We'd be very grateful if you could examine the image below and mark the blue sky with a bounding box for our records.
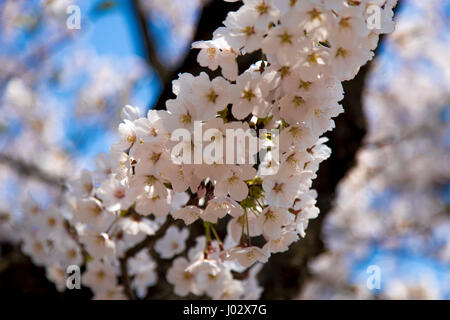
[50,0,165,165]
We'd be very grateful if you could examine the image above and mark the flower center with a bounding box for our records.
[114,189,125,199]
[273,183,284,193]
[336,47,348,58]
[206,89,218,103]
[308,8,322,22]
[206,47,216,58]
[292,96,305,106]
[256,2,269,15]
[289,126,303,138]
[150,152,161,164]
[96,270,106,280]
[181,113,192,125]
[280,66,291,78]
[242,25,255,36]
[339,17,351,28]
[307,53,320,64]
[47,217,56,227]
[278,32,293,45]
[242,89,256,102]
[299,80,312,90]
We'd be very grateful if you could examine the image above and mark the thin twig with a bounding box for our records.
[130,0,171,82]
[0,153,66,189]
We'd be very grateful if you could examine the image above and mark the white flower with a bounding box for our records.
[279,94,316,125]
[262,230,298,253]
[56,238,83,266]
[193,40,222,71]
[214,166,256,201]
[128,251,157,298]
[292,191,320,238]
[36,205,64,234]
[202,197,244,223]
[74,197,105,226]
[131,140,171,177]
[261,13,303,62]
[244,0,280,30]
[172,206,202,225]
[227,246,269,268]
[80,232,116,259]
[231,71,269,120]
[82,259,118,291]
[279,124,315,152]
[189,258,232,297]
[214,279,244,300]
[304,137,332,174]
[223,7,264,53]
[155,226,189,259]
[164,164,199,193]
[167,257,199,296]
[190,72,233,119]
[280,149,313,174]
[197,268,233,297]
[331,36,374,81]
[46,264,66,292]
[192,37,238,81]
[134,192,171,217]
[262,168,313,208]
[113,119,138,151]
[240,263,264,299]
[128,174,168,200]
[96,175,132,213]
[93,286,127,300]
[21,235,50,266]
[256,206,294,238]
[118,215,158,236]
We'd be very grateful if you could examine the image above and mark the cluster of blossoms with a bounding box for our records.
[16,0,398,299]
[299,0,450,300]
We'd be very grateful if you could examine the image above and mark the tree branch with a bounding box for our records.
[0,153,66,190]
[151,0,242,111]
[130,0,171,84]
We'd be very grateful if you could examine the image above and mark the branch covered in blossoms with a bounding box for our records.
[18,0,398,299]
